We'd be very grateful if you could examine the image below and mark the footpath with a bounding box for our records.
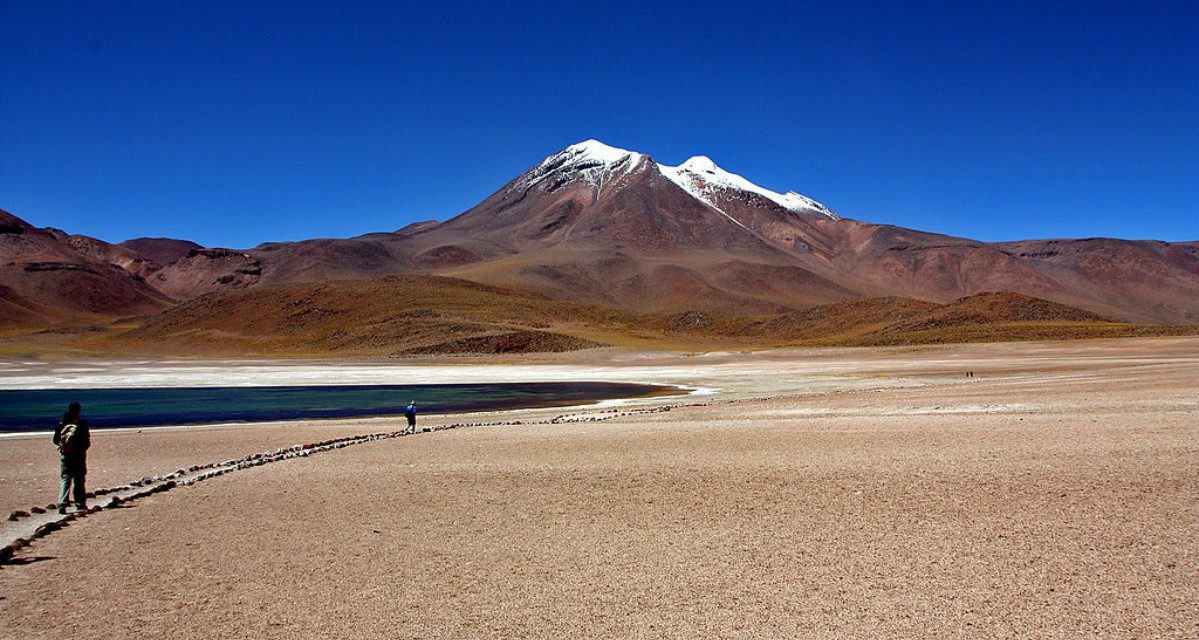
[1,405,676,563]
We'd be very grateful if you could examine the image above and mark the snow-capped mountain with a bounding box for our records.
[523,139,838,223]
[5,140,1198,325]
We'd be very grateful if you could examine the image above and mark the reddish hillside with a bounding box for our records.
[738,296,941,341]
[991,238,1199,324]
[0,210,172,326]
[119,237,203,266]
[881,290,1106,331]
[148,248,263,299]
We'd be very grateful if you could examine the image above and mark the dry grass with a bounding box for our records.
[0,278,1193,358]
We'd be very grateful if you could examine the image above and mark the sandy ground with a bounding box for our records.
[1,337,1196,639]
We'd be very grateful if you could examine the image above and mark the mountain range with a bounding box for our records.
[2,140,1197,344]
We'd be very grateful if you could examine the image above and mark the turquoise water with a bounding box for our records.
[0,382,674,432]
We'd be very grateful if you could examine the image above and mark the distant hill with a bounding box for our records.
[0,209,172,326]
[11,278,1192,358]
[667,291,1195,348]
[118,237,203,267]
[840,291,1186,346]
[99,275,642,356]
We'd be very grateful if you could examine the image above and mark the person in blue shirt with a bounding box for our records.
[404,401,417,434]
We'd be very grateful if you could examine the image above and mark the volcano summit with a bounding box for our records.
[2,140,1198,330]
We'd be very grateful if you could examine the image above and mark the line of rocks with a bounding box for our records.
[1,402,703,564]
[0,427,440,563]
[549,405,674,423]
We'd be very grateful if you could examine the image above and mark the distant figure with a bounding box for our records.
[53,401,91,514]
[404,401,417,434]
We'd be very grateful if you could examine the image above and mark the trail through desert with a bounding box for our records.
[1,338,1196,639]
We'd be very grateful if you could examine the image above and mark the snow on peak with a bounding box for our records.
[562,139,639,164]
[678,155,720,174]
[524,139,647,191]
[522,139,837,220]
[659,155,838,220]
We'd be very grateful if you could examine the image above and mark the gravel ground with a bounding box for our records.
[1,338,1196,639]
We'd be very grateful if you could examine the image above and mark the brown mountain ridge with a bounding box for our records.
[1,140,1196,352]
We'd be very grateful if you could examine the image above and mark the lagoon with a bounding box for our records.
[0,382,675,432]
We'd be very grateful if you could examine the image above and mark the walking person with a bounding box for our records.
[53,402,91,514]
[404,400,417,434]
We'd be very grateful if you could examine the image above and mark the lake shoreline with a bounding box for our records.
[0,381,687,433]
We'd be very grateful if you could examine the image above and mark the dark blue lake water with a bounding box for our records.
[0,382,675,432]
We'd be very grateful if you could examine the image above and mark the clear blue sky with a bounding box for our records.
[2,1,1196,247]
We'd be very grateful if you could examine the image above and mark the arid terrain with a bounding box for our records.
[1,337,1196,638]
[2,274,1194,359]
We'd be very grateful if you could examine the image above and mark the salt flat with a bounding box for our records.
[1,337,1196,639]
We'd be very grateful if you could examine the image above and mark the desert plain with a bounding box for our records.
[0,337,1196,639]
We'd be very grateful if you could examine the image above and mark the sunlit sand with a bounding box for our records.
[1,337,1195,638]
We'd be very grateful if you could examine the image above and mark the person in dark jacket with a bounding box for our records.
[52,401,91,514]
[404,401,417,434]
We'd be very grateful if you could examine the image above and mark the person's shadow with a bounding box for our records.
[3,555,56,566]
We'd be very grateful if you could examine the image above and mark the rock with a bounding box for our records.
[33,521,61,537]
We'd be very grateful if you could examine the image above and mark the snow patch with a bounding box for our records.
[659,156,838,220]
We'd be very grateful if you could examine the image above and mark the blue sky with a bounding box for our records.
[2,1,1196,247]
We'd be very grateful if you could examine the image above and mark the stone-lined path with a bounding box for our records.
[1,404,678,563]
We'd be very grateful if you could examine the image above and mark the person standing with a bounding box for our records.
[404,400,417,434]
[53,401,91,514]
